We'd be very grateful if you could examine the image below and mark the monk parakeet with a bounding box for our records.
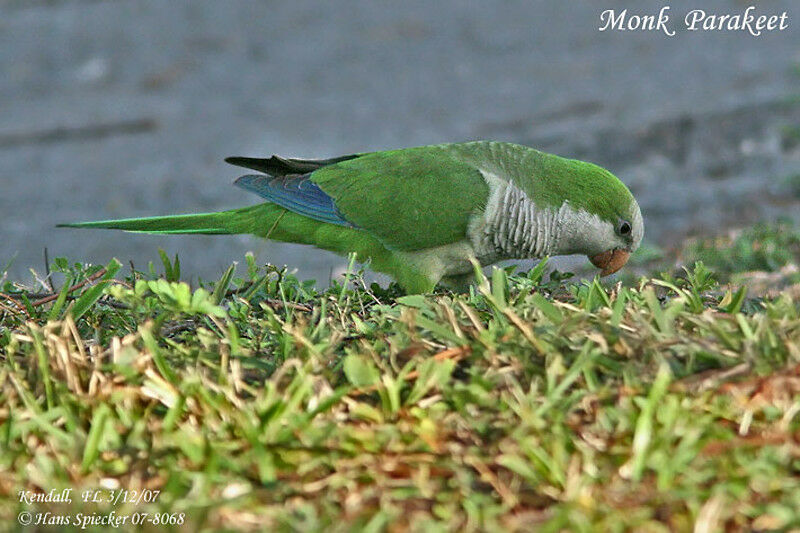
[60,141,643,293]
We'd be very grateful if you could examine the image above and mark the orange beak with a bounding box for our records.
[589,249,631,276]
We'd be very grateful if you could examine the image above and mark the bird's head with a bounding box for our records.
[532,153,643,276]
[583,197,643,276]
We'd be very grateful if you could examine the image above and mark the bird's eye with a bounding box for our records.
[618,221,632,236]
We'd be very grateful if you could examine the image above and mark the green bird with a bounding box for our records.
[60,141,643,293]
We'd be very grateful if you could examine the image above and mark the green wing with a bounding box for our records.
[309,144,490,251]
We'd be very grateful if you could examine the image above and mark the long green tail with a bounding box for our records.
[57,205,268,235]
[59,202,387,266]
[59,203,436,292]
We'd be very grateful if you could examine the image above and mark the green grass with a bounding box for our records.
[1,222,800,532]
[680,219,800,279]
[784,173,800,198]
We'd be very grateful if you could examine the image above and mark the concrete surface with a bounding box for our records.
[2,0,799,285]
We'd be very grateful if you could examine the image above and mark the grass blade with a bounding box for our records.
[70,259,122,320]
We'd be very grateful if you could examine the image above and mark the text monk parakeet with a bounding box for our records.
[60,141,643,293]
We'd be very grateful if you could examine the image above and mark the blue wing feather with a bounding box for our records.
[234,174,354,227]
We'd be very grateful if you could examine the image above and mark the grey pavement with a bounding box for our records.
[2,0,799,285]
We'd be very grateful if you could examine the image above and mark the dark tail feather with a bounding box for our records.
[224,153,360,176]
